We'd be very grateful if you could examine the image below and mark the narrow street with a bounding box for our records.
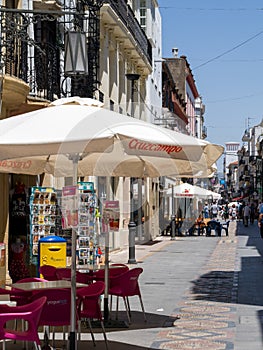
[6,219,263,350]
[106,219,263,350]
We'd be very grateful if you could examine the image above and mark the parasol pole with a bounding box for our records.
[104,222,110,321]
[69,153,79,350]
[171,184,176,240]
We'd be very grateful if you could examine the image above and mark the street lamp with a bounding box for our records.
[126,73,140,118]
[64,31,89,98]
[64,31,88,76]
[64,30,89,350]
[126,73,140,264]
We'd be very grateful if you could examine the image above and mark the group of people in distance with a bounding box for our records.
[202,200,263,238]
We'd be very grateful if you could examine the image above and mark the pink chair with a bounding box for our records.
[56,267,71,281]
[92,264,129,285]
[31,288,71,348]
[77,281,107,349]
[76,271,90,284]
[56,268,90,284]
[108,267,146,324]
[0,296,47,350]
[39,265,58,281]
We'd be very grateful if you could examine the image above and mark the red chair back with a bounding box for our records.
[77,282,108,348]
[39,265,58,281]
[76,271,90,284]
[93,264,129,282]
[56,268,71,281]
[109,264,129,278]
[77,281,105,320]
[31,288,71,327]
[56,268,91,284]
[109,267,143,297]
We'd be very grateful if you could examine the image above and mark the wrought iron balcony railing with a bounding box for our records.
[0,1,101,101]
[103,0,152,65]
[0,1,152,103]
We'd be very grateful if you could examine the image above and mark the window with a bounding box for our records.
[140,0,147,30]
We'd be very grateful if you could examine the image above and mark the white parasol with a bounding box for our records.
[0,97,224,349]
[165,183,213,199]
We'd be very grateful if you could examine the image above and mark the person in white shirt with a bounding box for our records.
[211,202,219,218]
[243,203,251,227]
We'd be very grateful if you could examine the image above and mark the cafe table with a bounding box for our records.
[77,263,127,271]
[9,280,88,350]
[10,280,88,291]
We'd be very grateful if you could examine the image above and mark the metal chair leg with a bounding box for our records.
[139,295,147,322]
[123,297,131,324]
[86,318,96,347]
[100,321,108,350]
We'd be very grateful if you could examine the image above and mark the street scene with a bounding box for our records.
[4,219,263,350]
[0,1,262,350]
[90,219,263,350]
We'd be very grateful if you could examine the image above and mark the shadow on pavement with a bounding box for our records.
[78,340,151,350]
[6,311,177,350]
[187,220,263,348]
[92,311,178,333]
[190,270,235,303]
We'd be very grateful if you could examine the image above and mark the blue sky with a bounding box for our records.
[158,0,263,171]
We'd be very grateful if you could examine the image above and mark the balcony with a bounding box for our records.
[0,1,152,112]
[102,0,152,68]
[0,6,65,104]
[0,2,110,110]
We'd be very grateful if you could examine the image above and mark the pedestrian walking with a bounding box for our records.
[203,203,209,219]
[243,203,251,227]
[211,201,219,218]
[229,204,237,220]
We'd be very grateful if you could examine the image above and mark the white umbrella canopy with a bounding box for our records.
[0,97,224,348]
[0,97,223,178]
[165,183,212,199]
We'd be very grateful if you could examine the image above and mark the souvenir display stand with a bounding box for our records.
[77,182,99,266]
[61,182,101,268]
[29,186,61,272]
[29,183,101,274]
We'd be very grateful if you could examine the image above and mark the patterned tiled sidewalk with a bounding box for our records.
[153,221,238,350]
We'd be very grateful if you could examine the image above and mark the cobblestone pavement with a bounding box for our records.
[7,219,263,350]
[151,221,239,350]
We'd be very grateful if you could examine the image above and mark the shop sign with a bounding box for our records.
[61,186,78,229]
[102,201,120,232]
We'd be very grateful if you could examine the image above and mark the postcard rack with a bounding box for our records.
[29,186,61,266]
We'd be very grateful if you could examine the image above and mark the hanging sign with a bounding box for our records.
[102,201,120,232]
[61,185,78,229]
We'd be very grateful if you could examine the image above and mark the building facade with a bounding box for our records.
[0,0,160,276]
